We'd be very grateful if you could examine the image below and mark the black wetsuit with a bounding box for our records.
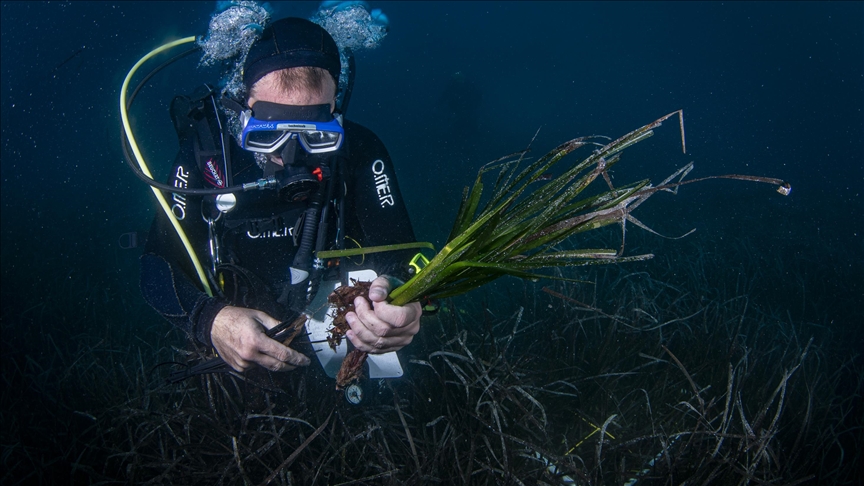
[140,105,416,348]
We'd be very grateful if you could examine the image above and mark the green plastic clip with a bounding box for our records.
[409,253,430,275]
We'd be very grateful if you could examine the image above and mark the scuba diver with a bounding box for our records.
[138,16,422,377]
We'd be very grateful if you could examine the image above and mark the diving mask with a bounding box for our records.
[240,102,344,154]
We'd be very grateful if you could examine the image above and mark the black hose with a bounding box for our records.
[294,190,324,271]
[121,45,251,196]
[306,158,339,305]
[126,46,200,111]
[279,176,331,313]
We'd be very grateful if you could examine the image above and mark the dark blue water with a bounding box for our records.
[2,1,860,277]
[2,1,861,483]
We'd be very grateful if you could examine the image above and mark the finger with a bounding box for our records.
[256,335,311,367]
[346,326,410,353]
[253,352,298,372]
[345,311,413,353]
[370,300,422,329]
[224,353,252,372]
[252,310,281,331]
[352,296,391,337]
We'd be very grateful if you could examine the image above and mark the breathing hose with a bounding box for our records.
[120,36,214,296]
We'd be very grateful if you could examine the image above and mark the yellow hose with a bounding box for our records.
[120,36,213,296]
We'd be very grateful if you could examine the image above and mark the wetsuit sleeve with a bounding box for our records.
[139,144,226,347]
[343,122,417,281]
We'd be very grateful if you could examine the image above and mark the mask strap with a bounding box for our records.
[220,94,247,115]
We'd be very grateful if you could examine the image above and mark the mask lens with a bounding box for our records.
[241,111,343,154]
[245,130,290,151]
[300,131,342,152]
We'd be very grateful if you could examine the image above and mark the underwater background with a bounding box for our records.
[1,1,862,484]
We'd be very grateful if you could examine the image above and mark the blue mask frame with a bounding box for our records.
[239,102,345,154]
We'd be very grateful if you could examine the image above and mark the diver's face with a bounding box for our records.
[247,71,337,166]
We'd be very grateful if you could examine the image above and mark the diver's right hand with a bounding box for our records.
[210,306,311,372]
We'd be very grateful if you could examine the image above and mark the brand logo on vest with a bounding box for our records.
[245,216,294,240]
[246,226,293,239]
[204,158,225,188]
[171,165,190,220]
[371,159,394,207]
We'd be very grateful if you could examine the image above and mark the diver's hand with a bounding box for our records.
[210,306,310,372]
[345,276,422,354]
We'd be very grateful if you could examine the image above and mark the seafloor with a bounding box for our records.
[2,227,861,485]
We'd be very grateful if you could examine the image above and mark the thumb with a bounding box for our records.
[368,275,405,302]
[367,276,390,302]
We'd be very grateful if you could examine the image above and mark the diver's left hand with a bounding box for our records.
[345,276,422,354]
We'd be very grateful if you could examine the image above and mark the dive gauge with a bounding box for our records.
[344,384,363,405]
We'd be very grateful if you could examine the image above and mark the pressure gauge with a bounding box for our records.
[345,384,363,405]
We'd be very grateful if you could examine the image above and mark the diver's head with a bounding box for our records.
[243,17,341,107]
[238,18,344,201]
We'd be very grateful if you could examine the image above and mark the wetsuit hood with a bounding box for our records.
[243,17,341,91]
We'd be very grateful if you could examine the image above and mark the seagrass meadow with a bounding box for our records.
[2,1,862,484]
[2,225,862,484]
